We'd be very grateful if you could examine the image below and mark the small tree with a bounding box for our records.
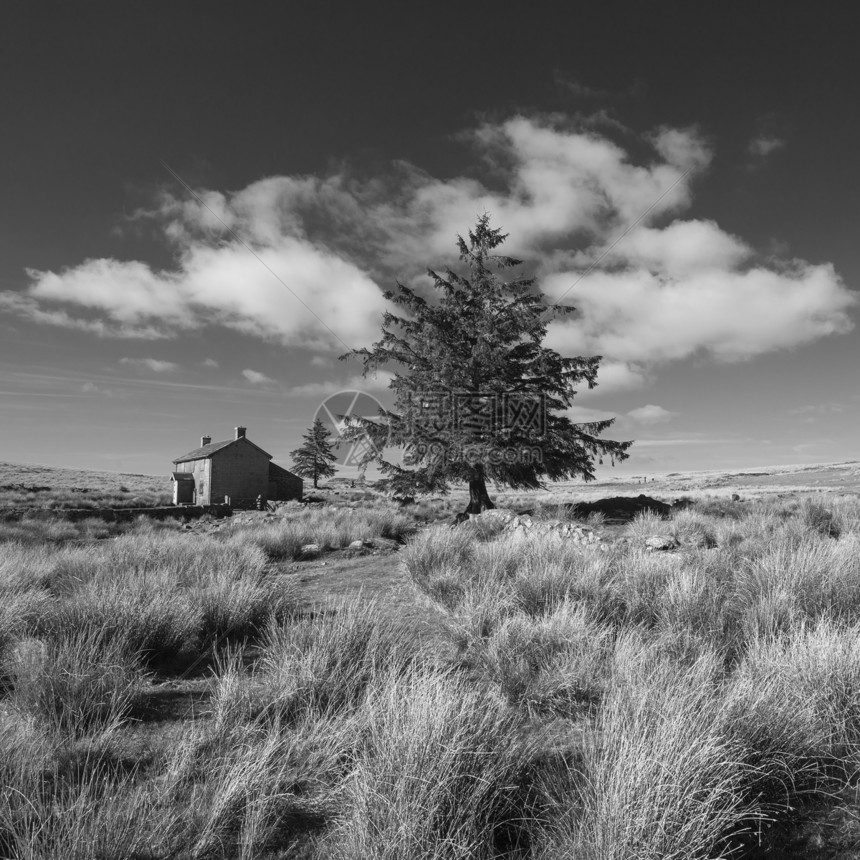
[290,418,337,489]
[343,215,632,514]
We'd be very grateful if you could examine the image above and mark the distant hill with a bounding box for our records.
[1,458,858,513]
[0,461,170,510]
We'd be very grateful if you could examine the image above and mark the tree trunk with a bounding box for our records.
[313,466,319,489]
[464,466,495,515]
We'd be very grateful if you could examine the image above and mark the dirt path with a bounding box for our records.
[277,546,456,655]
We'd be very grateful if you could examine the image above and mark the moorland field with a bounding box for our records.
[2,459,860,858]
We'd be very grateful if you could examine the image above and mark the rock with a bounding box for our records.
[731,493,741,501]
[469,508,518,525]
[501,515,601,546]
[299,543,321,557]
[644,535,678,552]
[459,509,605,546]
[514,515,535,530]
[347,539,373,551]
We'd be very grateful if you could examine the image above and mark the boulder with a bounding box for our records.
[347,539,374,551]
[644,535,678,552]
[504,516,600,544]
[464,509,603,545]
[299,543,321,557]
[469,508,518,525]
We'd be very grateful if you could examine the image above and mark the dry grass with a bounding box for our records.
[7,624,143,737]
[0,461,170,512]
[542,642,755,860]
[402,493,860,856]
[229,505,417,560]
[0,513,182,546]
[3,487,860,857]
[0,530,296,675]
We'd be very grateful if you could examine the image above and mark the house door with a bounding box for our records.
[173,477,195,505]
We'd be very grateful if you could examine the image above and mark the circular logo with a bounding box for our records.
[314,390,390,468]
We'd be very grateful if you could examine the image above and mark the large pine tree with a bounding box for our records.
[344,215,631,514]
[290,418,337,489]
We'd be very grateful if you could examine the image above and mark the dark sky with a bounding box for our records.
[4,4,856,264]
[1,3,858,475]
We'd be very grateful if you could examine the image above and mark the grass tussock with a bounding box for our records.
[256,599,426,721]
[0,512,184,546]
[1,530,296,672]
[325,672,541,860]
[544,642,754,860]
[229,505,417,560]
[7,624,143,737]
[4,491,860,857]
[402,494,860,855]
[0,461,171,512]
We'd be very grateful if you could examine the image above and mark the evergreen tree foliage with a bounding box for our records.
[290,418,338,489]
[344,215,632,513]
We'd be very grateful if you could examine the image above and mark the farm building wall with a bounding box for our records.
[187,458,212,505]
[268,467,303,501]
[208,439,271,505]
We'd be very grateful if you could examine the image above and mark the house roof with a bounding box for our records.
[269,462,302,481]
[173,436,273,464]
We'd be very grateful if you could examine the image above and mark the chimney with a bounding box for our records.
[201,435,212,447]
[235,426,246,439]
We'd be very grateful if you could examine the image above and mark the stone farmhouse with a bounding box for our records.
[171,426,303,507]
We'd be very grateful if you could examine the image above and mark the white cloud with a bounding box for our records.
[80,382,116,396]
[607,220,750,277]
[627,404,676,424]
[634,437,745,447]
[286,370,395,397]
[552,359,650,395]
[0,113,852,384]
[0,292,168,339]
[748,136,785,157]
[544,262,854,371]
[120,357,178,372]
[32,260,192,326]
[651,126,711,172]
[201,358,219,368]
[381,118,710,263]
[565,405,617,424]
[789,402,845,416]
[15,239,387,351]
[554,72,610,99]
[242,369,277,386]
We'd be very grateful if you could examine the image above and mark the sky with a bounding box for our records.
[1,2,858,479]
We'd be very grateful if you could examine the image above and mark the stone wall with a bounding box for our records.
[5,503,232,523]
